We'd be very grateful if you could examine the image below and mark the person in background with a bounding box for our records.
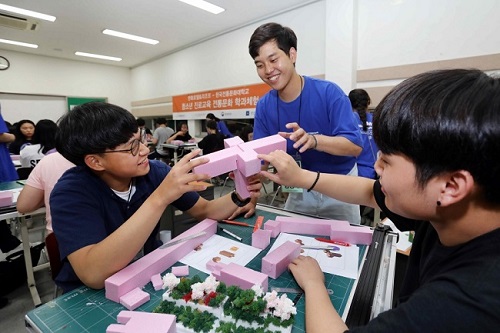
[167,122,192,143]
[198,120,226,186]
[136,118,152,143]
[248,22,362,224]
[148,117,174,161]
[206,113,233,138]
[17,152,75,234]
[198,120,225,155]
[9,119,35,155]
[258,69,500,332]
[0,105,17,182]
[20,119,58,168]
[238,125,254,142]
[50,102,261,292]
[349,89,378,179]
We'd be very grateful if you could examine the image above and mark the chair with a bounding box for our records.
[16,167,34,180]
[45,232,62,298]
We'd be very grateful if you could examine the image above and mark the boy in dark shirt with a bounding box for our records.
[258,69,500,332]
[51,102,260,292]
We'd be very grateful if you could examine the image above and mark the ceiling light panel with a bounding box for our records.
[102,29,159,45]
[75,52,122,62]
[0,38,38,48]
[0,4,56,22]
[178,0,225,15]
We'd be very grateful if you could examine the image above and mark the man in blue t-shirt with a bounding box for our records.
[51,102,261,292]
[248,22,362,224]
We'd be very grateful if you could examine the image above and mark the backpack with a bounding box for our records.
[0,242,45,296]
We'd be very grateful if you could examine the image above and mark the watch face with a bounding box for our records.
[0,56,10,70]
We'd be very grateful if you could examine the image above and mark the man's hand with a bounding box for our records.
[279,122,317,153]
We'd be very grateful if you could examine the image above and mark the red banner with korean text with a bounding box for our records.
[172,83,271,119]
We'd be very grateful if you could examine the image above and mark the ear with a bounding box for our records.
[438,170,474,206]
[289,47,297,65]
[84,154,106,172]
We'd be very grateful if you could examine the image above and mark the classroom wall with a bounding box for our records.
[130,1,325,101]
[2,0,500,122]
[0,49,131,122]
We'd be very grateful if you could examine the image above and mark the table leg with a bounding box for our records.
[19,216,42,306]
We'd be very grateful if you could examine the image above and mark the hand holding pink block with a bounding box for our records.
[261,241,301,279]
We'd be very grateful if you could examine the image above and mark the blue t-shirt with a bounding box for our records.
[253,76,362,175]
[217,120,233,138]
[0,113,18,182]
[354,112,378,179]
[50,160,199,292]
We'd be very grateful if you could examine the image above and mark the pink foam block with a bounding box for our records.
[275,216,333,235]
[0,191,14,207]
[235,149,260,177]
[224,136,244,148]
[261,241,301,279]
[211,262,268,292]
[252,229,272,249]
[119,287,150,310]
[263,220,281,238]
[106,310,176,333]
[233,169,250,199]
[239,134,286,155]
[192,147,239,177]
[151,274,163,291]
[171,265,189,277]
[105,219,217,303]
[329,220,373,245]
[206,261,227,275]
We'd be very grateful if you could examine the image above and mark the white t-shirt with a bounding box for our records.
[20,144,45,167]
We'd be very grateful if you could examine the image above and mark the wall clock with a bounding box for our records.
[0,56,10,70]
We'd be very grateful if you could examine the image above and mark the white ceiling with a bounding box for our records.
[0,0,319,68]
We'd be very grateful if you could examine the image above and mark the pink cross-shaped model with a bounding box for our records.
[192,134,287,198]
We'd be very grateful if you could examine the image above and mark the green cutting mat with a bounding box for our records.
[26,209,367,332]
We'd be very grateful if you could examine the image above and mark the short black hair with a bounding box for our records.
[136,118,146,126]
[206,120,217,131]
[155,117,167,125]
[374,69,500,204]
[56,102,138,166]
[249,22,297,59]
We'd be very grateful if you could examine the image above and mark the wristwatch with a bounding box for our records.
[231,190,251,207]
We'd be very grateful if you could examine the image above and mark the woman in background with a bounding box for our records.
[198,120,225,155]
[206,113,233,138]
[20,119,58,167]
[349,89,378,179]
[9,119,35,155]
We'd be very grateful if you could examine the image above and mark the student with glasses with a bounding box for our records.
[50,102,261,293]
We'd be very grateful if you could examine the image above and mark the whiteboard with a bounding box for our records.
[0,93,66,124]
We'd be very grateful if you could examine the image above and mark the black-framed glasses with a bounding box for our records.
[101,139,142,157]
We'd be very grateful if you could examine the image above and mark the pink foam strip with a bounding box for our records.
[119,287,150,311]
[252,229,272,249]
[192,147,239,177]
[0,191,13,207]
[206,261,227,275]
[329,223,374,245]
[106,310,176,333]
[150,274,163,291]
[263,220,281,238]
[171,265,189,277]
[261,241,301,279]
[239,134,286,154]
[224,136,244,148]
[105,219,217,303]
[274,216,332,235]
[213,262,268,292]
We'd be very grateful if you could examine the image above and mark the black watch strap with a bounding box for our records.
[231,191,251,207]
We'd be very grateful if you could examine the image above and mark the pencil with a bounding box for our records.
[220,228,242,241]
